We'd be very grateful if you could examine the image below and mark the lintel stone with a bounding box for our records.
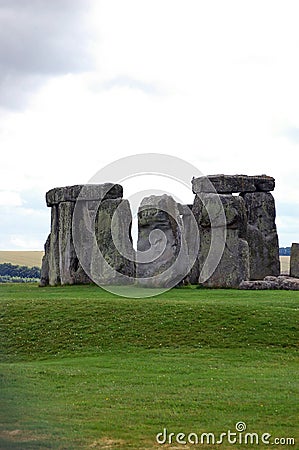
[46,183,123,206]
[192,174,275,194]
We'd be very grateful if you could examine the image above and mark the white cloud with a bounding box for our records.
[0,191,23,206]
[0,0,299,248]
[9,236,44,251]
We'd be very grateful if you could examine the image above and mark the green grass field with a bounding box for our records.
[0,284,298,449]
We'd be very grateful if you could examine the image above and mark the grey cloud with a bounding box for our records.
[0,0,95,109]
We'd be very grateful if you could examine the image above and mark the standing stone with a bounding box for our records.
[178,204,199,284]
[58,201,91,285]
[192,193,250,288]
[59,202,75,285]
[71,199,99,284]
[290,243,299,278]
[137,195,191,287]
[241,192,280,279]
[91,198,135,285]
[40,234,50,287]
[48,204,60,286]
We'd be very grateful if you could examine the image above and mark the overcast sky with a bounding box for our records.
[0,0,298,249]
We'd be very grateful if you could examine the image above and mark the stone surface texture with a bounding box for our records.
[242,192,280,279]
[192,193,250,288]
[239,275,299,290]
[137,195,189,287]
[46,183,123,206]
[192,174,275,194]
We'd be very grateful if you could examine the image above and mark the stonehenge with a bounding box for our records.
[41,174,281,288]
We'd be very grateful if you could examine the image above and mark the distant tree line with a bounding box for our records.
[279,247,291,256]
[0,263,40,283]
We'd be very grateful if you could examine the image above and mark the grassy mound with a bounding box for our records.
[0,284,298,449]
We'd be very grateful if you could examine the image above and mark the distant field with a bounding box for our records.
[0,252,291,275]
[280,256,290,274]
[0,251,44,267]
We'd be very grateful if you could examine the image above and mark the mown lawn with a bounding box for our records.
[0,284,298,449]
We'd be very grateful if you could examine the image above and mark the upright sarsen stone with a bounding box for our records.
[136,195,190,287]
[192,193,250,288]
[58,201,91,285]
[48,204,60,286]
[178,203,199,284]
[241,192,280,279]
[91,198,135,284]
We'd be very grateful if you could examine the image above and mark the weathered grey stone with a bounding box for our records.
[241,192,280,279]
[41,184,133,286]
[48,205,60,286]
[71,200,98,284]
[239,280,278,290]
[192,193,249,288]
[137,195,189,287]
[58,201,90,285]
[192,175,255,194]
[39,234,50,287]
[253,176,275,192]
[200,230,250,288]
[177,204,199,285]
[290,243,299,278]
[46,183,123,206]
[192,174,275,194]
[195,194,247,237]
[239,275,299,290]
[91,198,135,284]
[264,275,279,283]
[278,276,299,290]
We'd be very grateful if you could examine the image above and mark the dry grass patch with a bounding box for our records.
[89,437,126,448]
[0,429,49,443]
[280,256,290,274]
[0,251,43,267]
